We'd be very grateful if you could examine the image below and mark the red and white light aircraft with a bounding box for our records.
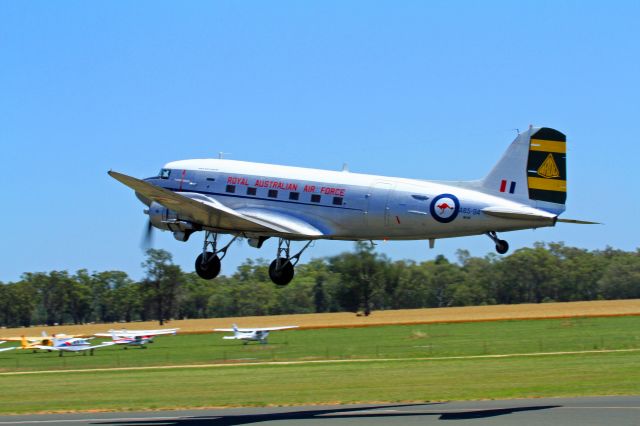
[94,328,179,349]
[110,126,595,285]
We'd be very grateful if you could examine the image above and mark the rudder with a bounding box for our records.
[481,126,567,215]
[526,128,566,206]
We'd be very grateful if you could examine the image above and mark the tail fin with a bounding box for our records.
[481,126,567,214]
[232,324,239,335]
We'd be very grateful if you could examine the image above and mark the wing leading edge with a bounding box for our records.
[108,171,323,237]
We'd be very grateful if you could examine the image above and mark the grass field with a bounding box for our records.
[1,352,639,414]
[2,316,640,372]
[1,316,640,414]
[2,299,639,336]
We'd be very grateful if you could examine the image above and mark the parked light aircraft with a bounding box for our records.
[94,328,179,349]
[214,324,299,344]
[32,336,115,356]
[110,126,595,285]
[0,331,78,352]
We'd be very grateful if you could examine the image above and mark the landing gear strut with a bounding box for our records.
[268,239,312,286]
[487,231,509,254]
[195,232,237,280]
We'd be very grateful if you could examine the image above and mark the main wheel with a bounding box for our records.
[195,252,221,280]
[269,258,295,286]
[495,239,509,254]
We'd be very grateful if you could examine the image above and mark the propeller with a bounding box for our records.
[140,219,154,250]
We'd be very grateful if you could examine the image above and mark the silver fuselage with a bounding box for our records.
[142,159,555,241]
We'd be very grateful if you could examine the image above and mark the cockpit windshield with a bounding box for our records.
[159,169,171,179]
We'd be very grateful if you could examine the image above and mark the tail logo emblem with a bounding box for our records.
[537,153,560,179]
[430,194,460,223]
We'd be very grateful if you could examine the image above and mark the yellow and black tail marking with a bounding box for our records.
[527,128,566,204]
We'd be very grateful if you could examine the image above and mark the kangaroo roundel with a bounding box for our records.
[430,194,460,223]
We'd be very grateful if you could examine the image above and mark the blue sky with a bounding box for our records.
[1,1,638,282]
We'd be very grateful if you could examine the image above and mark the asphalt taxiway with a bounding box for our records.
[0,396,638,425]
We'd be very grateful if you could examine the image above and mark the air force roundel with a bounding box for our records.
[430,193,460,223]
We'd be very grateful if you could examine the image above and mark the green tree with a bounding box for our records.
[598,253,640,299]
[494,244,561,303]
[141,249,183,325]
[328,242,388,315]
[25,272,69,325]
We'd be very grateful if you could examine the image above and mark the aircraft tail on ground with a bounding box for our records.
[481,126,567,215]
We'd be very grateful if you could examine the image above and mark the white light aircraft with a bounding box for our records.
[214,324,299,344]
[94,328,179,349]
[33,336,115,356]
[110,126,595,285]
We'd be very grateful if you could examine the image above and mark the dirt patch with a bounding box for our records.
[1,299,639,337]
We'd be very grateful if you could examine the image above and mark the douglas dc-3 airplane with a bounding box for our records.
[110,126,595,285]
[214,324,299,344]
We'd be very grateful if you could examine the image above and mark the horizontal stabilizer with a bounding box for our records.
[556,218,601,225]
[482,206,556,223]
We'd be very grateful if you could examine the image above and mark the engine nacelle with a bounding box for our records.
[146,202,197,241]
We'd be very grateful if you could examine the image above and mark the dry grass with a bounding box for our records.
[1,299,639,338]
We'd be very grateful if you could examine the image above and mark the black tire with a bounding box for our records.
[269,258,295,286]
[495,239,509,255]
[195,252,221,280]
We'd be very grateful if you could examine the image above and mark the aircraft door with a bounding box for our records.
[366,182,394,228]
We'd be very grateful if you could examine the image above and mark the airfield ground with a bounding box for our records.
[0,301,639,415]
[1,299,639,336]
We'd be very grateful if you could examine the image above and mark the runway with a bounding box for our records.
[0,396,638,425]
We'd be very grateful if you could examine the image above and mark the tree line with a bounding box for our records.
[1,242,638,328]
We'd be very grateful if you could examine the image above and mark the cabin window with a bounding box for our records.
[332,196,343,205]
[159,169,171,179]
[289,192,299,201]
[226,185,236,193]
[206,177,216,182]
[412,194,429,201]
[268,189,278,198]
[311,194,321,203]
[247,187,257,196]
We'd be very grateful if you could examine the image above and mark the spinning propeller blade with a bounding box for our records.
[140,219,154,250]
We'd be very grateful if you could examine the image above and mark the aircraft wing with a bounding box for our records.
[0,347,16,352]
[40,342,116,352]
[32,345,60,351]
[1,337,36,342]
[108,171,324,237]
[95,328,179,338]
[214,326,298,332]
[84,342,117,350]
